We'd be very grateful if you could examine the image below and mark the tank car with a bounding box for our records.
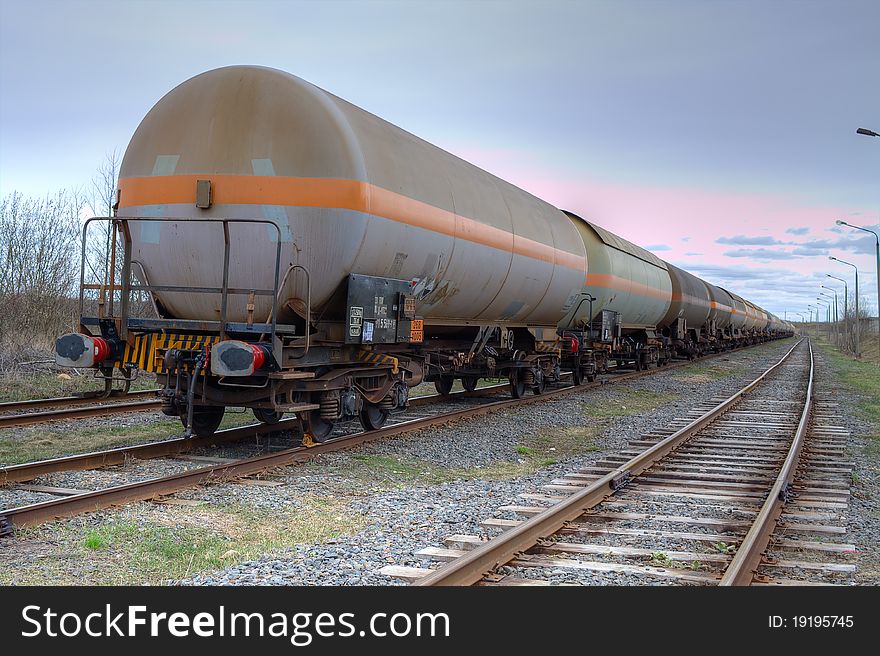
[657,263,712,358]
[55,65,792,438]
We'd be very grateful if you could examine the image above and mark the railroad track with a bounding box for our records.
[0,390,162,429]
[0,340,785,537]
[380,338,857,586]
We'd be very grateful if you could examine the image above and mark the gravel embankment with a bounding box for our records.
[809,348,878,585]
[180,339,800,585]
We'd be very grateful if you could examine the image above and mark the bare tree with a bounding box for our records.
[84,149,120,285]
[0,190,84,367]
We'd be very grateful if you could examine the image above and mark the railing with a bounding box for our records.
[79,216,290,348]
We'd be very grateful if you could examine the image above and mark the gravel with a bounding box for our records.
[808,347,878,585]
[180,339,801,585]
[14,337,867,587]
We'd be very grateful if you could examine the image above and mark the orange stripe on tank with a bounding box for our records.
[585,273,671,302]
[671,293,711,306]
[118,175,586,271]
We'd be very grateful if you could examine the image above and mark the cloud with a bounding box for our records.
[792,246,828,256]
[723,248,800,260]
[716,234,785,246]
[680,237,691,243]
[683,251,703,256]
[785,227,809,236]
[796,234,877,255]
[670,261,837,314]
[645,243,672,251]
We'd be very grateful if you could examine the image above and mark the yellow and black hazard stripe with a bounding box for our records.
[122,333,222,374]
[356,348,399,374]
[535,339,562,355]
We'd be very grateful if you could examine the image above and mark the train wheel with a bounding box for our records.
[301,411,334,443]
[253,408,283,425]
[508,371,526,399]
[186,406,225,437]
[359,403,389,431]
[461,376,479,392]
[434,377,454,396]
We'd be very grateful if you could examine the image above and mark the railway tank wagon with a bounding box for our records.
[657,263,712,358]
[561,213,673,371]
[54,65,794,438]
[705,283,736,348]
[58,65,595,437]
[114,65,589,328]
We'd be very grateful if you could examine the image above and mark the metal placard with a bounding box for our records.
[345,274,418,345]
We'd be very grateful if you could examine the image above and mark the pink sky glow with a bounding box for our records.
[447,145,879,318]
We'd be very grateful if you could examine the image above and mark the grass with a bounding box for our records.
[0,406,262,466]
[0,369,158,403]
[325,387,680,490]
[582,389,678,420]
[815,339,880,456]
[650,551,672,567]
[670,360,744,383]
[83,530,108,550]
[341,423,604,489]
[3,497,364,585]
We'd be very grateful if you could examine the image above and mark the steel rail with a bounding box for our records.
[719,340,814,586]
[0,340,787,530]
[0,344,759,487]
[1,393,570,528]
[0,399,163,429]
[0,385,508,485]
[0,389,160,413]
[413,338,804,586]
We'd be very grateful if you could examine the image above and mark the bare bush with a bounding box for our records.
[0,190,83,368]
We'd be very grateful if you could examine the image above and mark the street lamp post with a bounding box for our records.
[819,292,835,340]
[830,256,860,358]
[827,273,849,351]
[837,218,880,360]
[817,300,830,340]
[808,304,818,339]
[820,286,839,344]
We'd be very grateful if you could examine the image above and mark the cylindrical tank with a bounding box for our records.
[563,213,672,328]
[117,66,588,326]
[723,289,748,331]
[741,299,758,331]
[659,263,711,331]
[706,283,734,330]
[755,306,770,331]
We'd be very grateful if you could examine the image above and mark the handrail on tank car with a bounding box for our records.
[79,216,284,350]
[270,264,311,358]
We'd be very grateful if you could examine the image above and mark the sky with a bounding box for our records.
[1,0,878,319]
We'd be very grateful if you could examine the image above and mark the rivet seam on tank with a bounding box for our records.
[252,159,293,243]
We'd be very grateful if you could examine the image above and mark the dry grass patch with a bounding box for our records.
[0,370,157,403]
[2,496,364,585]
[581,389,678,420]
[0,406,260,466]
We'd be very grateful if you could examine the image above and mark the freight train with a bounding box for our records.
[55,66,794,438]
